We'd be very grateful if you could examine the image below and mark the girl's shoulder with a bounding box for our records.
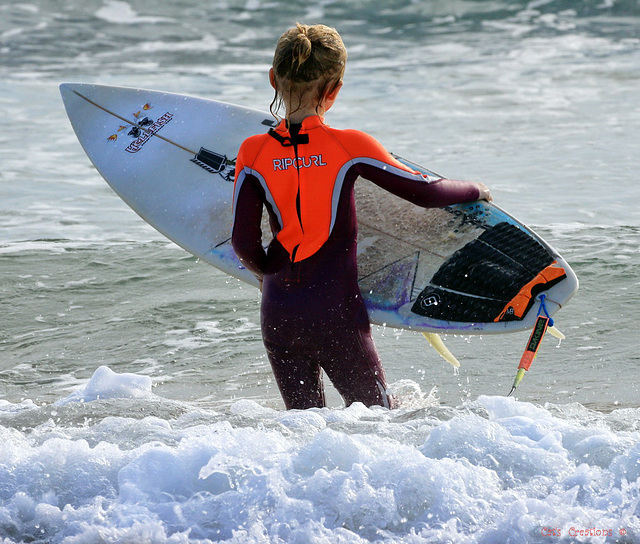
[237,132,271,164]
[327,125,389,156]
[240,131,269,150]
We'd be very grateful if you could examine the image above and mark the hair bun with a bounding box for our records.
[291,23,312,72]
[272,23,346,87]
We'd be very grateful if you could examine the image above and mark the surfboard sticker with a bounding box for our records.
[60,83,578,334]
[190,148,236,180]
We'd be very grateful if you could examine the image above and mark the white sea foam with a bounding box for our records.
[56,365,153,405]
[0,367,639,543]
[163,318,260,353]
[95,0,174,25]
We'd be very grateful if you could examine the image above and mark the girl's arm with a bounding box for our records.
[358,161,485,207]
[349,131,491,206]
[231,175,267,280]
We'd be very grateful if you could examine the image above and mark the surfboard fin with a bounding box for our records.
[422,332,460,368]
[547,325,565,340]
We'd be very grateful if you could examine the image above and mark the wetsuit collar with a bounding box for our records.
[274,115,326,135]
[269,116,325,147]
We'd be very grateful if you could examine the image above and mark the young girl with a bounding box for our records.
[232,23,491,410]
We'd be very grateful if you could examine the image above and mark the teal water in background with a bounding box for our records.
[1,1,639,542]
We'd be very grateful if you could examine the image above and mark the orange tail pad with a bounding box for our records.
[495,262,566,322]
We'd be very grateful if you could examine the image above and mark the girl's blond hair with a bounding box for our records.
[270,23,347,120]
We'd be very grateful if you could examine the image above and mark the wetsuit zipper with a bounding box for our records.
[291,124,303,267]
[267,124,306,267]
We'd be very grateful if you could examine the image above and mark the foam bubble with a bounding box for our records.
[57,366,153,405]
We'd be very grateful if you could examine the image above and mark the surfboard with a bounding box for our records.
[59,83,578,335]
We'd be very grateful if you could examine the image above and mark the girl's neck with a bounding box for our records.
[281,84,327,125]
[285,104,324,125]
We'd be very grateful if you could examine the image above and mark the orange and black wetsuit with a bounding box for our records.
[232,116,480,410]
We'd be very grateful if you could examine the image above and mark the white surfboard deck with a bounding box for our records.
[60,83,578,334]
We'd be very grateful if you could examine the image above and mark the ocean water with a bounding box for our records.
[1,0,639,542]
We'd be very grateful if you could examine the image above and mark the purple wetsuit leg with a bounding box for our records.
[260,240,394,410]
[261,332,326,410]
[262,314,391,410]
[262,317,392,410]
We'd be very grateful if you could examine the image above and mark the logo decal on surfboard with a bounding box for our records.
[190,148,236,181]
[125,112,173,153]
[106,102,173,154]
[103,100,235,180]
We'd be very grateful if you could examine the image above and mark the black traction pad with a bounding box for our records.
[411,222,556,323]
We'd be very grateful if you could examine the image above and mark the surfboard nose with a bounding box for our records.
[59,82,79,97]
[59,83,83,112]
[60,83,98,105]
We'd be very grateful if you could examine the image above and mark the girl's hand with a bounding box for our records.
[477,183,493,202]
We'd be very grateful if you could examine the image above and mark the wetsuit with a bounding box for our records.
[232,115,480,410]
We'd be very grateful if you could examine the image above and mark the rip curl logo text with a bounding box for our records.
[273,155,327,171]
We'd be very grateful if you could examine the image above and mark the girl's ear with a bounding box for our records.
[269,68,277,90]
[326,80,343,101]
[321,80,343,114]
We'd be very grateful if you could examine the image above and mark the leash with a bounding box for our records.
[507,294,553,397]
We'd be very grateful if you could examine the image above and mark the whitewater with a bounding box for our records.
[1,366,639,543]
